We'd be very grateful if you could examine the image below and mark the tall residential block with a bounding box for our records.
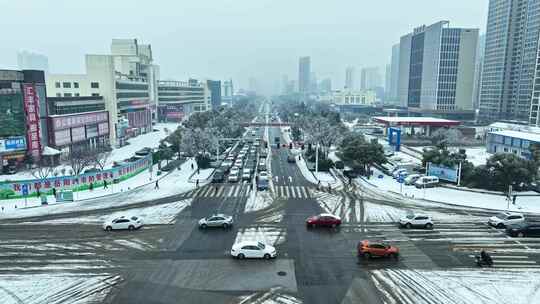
[480,0,540,123]
[345,66,355,90]
[298,56,311,94]
[17,50,49,73]
[388,43,400,104]
[398,21,478,119]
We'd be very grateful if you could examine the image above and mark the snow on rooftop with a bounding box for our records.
[372,116,459,123]
[490,130,540,143]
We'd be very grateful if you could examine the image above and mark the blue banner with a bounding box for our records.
[427,163,458,183]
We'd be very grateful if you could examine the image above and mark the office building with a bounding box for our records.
[157,79,210,122]
[486,130,540,160]
[17,50,49,73]
[207,80,222,109]
[332,90,377,106]
[480,0,540,123]
[473,34,486,110]
[398,21,478,119]
[345,66,355,90]
[320,78,332,93]
[0,70,47,170]
[385,64,391,102]
[360,67,382,91]
[388,43,400,104]
[46,39,158,146]
[222,79,234,105]
[298,56,311,94]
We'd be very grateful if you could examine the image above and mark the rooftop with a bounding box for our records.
[489,130,540,143]
[372,116,461,126]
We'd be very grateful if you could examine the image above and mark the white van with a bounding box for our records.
[414,176,439,189]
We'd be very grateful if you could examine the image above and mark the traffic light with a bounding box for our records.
[276,143,280,149]
[289,143,293,149]
[264,141,268,148]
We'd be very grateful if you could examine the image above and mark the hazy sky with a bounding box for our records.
[0,0,488,94]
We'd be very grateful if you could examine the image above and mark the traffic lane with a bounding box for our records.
[281,197,385,304]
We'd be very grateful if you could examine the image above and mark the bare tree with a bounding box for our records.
[31,157,56,182]
[90,145,112,170]
[69,149,93,176]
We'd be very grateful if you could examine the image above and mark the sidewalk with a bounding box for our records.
[0,158,202,220]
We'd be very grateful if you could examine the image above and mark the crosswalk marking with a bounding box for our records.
[290,187,296,198]
[285,187,290,198]
[185,185,312,199]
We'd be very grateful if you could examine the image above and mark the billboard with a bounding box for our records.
[0,137,27,153]
[22,84,41,158]
[427,163,459,183]
[51,111,108,131]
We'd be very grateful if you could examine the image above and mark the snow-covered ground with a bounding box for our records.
[31,199,192,225]
[370,268,540,304]
[245,190,274,213]
[417,145,493,167]
[238,287,302,304]
[189,168,214,182]
[0,273,121,304]
[0,123,180,181]
[295,154,341,188]
[0,158,202,220]
[359,168,540,213]
[234,227,286,246]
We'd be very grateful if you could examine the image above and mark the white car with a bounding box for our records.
[230,241,277,259]
[258,171,269,180]
[488,212,525,228]
[393,168,408,179]
[399,214,433,229]
[404,174,423,185]
[228,171,240,182]
[103,216,143,231]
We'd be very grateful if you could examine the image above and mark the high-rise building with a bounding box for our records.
[360,67,382,91]
[298,56,311,94]
[157,79,211,122]
[388,43,400,104]
[385,64,391,102]
[206,80,222,109]
[398,21,478,119]
[320,78,332,93]
[473,34,486,111]
[480,0,540,123]
[17,50,49,73]
[345,66,355,90]
[222,79,234,105]
[248,77,258,93]
[310,72,318,93]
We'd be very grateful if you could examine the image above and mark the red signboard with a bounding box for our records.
[51,111,108,131]
[23,84,41,158]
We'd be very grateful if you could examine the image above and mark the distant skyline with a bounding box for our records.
[0,0,488,94]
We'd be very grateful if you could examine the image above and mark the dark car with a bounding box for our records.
[287,154,296,163]
[306,213,342,228]
[343,169,359,179]
[212,170,225,183]
[506,222,540,237]
[334,161,344,169]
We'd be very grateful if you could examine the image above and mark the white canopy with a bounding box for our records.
[42,146,62,156]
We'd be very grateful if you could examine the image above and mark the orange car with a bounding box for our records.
[357,240,399,259]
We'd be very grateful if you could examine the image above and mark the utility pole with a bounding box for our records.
[315,142,319,175]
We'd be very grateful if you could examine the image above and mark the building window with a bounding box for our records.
[64,93,72,97]
[55,82,61,88]
[91,93,100,97]
[63,82,71,88]
[56,93,61,97]
[74,82,79,89]
[75,93,80,97]
[91,82,99,89]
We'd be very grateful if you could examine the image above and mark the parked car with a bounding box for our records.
[392,168,408,179]
[414,176,439,188]
[404,174,423,185]
[343,169,359,179]
[334,161,345,170]
[488,212,525,228]
[357,240,399,259]
[306,213,342,228]
[399,214,433,229]
[103,216,143,231]
[230,241,277,259]
[198,214,233,229]
[506,222,540,237]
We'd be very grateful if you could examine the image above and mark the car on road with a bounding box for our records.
[287,154,296,163]
[306,213,342,228]
[258,161,267,172]
[198,214,233,229]
[506,222,540,237]
[258,171,269,180]
[257,178,269,190]
[357,240,399,260]
[399,213,433,229]
[404,174,423,185]
[242,169,252,181]
[228,171,240,182]
[488,212,525,228]
[212,170,225,183]
[230,241,277,259]
[103,216,143,231]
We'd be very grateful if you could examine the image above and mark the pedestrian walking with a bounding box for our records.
[317,180,321,190]
[103,180,108,189]
[197,168,200,175]
[52,188,57,198]
[155,180,159,189]
[196,179,199,188]
[328,184,332,193]
[89,182,94,191]
[191,163,194,170]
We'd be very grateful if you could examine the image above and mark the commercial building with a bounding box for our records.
[17,50,49,73]
[222,79,234,105]
[480,0,540,123]
[345,66,355,90]
[387,43,400,105]
[157,79,210,122]
[473,34,486,110]
[0,69,47,171]
[298,56,311,94]
[332,90,377,107]
[486,130,540,160]
[360,67,382,90]
[46,39,158,146]
[398,21,478,119]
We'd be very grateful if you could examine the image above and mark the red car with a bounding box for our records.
[306,213,342,228]
[357,240,399,259]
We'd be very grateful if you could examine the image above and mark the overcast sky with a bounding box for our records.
[0,0,488,94]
